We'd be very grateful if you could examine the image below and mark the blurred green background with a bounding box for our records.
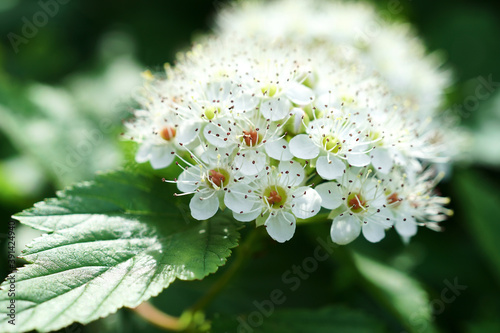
[1,0,500,332]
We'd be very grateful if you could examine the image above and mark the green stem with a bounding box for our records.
[189,227,260,313]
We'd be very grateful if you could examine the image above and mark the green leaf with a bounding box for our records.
[454,170,500,282]
[351,251,438,333]
[0,170,240,332]
[211,306,387,333]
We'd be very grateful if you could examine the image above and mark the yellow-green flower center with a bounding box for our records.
[322,135,341,153]
[261,84,279,97]
[369,131,383,146]
[341,95,355,106]
[204,106,220,120]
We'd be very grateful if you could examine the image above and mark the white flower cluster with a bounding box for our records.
[215,0,452,115]
[125,1,457,245]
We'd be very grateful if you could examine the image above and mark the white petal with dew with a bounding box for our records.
[289,134,319,159]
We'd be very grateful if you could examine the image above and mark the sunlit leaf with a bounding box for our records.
[0,170,240,332]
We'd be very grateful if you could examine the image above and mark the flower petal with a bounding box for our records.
[265,138,293,161]
[285,81,314,105]
[150,145,175,169]
[330,215,361,245]
[232,206,262,222]
[233,93,259,113]
[370,148,393,174]
[200,146,234,165]
[291,187,322,219]
[395,216,418,239]
[362,222,386,243]
[177,165,201,193]
[289,134,319,159]
[234,150,266,176]
[316,155,345,180]
[224,183,258,213]
[260,98,291,121]
[346,152,371,167]
[189,191,219,220]
[203,122,233,148]
[315,182,343,209]
[278,160,305,186]
[374,207,395,227]
[135,143,152,163]
[265,211,296,243]
[177,121,201,146]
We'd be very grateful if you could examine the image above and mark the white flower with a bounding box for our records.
[362,24,451,113]
[316,169,392,245]
[289,113,372,180]
[174,153,244,220]
[172,80,259,145]
[203,111,292,175]
[173,37,316,122]
[125,99,181,169]
[380,167,453,243]
[215,0,450,114]
[123,22,457,246]
[353,109,451,174]
[225,161,322,242]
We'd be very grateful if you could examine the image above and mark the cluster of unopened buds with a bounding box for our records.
[125,0,458,245]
